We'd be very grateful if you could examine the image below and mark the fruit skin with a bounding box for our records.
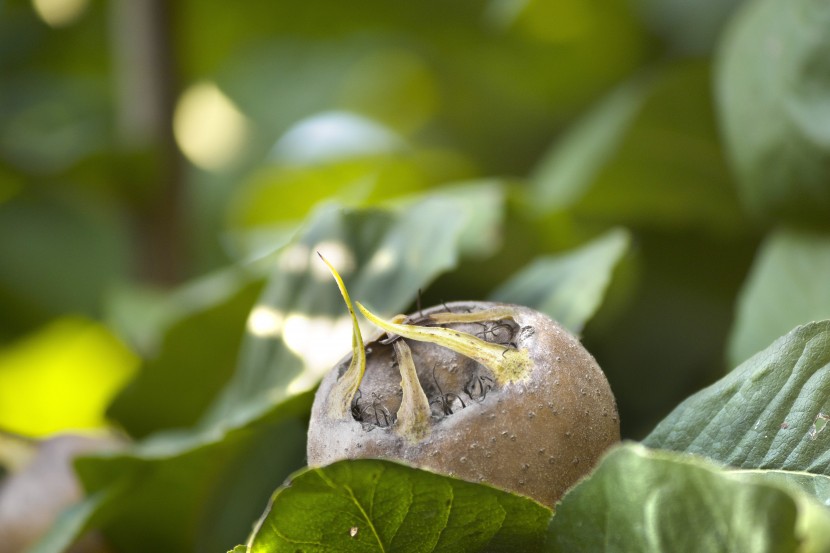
[307,301,619,506]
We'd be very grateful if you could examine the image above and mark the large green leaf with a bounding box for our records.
[728,228,830,367]
[716,0,830,227]
[546,444,830,553]
[645,321,830,475]
[531,61,746,236]
[489,228,630,334]
[247,459,551,553]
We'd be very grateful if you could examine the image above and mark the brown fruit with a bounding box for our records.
[306,296,619,506]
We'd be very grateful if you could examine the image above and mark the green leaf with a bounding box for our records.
[728,228,830,367]
[106,267,265,437]
[26,491,115,553]
[530,76,651,211]
[29,392,313,553]
[489,228,630,334]
[207,190,504,425]
[0,192,129,335]
[249,459,551,553]
[644,321,830,475]
[228,547,247,553]
[546,444,830,553]
[532,61,746,236]
[630,0,745,55]
[716,0,830,227]
[737,470,830,507]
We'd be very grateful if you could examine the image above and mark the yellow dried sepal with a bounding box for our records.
[318,253,366,419]
[357,302,532,384]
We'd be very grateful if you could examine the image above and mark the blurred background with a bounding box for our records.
[4,0,828,550]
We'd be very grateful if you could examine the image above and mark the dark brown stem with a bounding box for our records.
[110,0,184,284]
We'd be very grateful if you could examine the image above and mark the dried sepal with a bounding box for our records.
[318,252,366,419]
[392,340,432,442]
[427,306,518,325]
[356,302,532,384]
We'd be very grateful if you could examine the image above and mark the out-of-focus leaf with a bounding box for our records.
[208,191,504,425]
[490,228,630,334]
[0,75,111,175]
[26,491,114,553]
[728,228,830,367]
[645,321,830,475]
[530,76,650,212]
[739,470,830,507]
[228,547,246,553]
[546,443,830,553]
[631,0,745,55]
[0,318,137,437]
[248,459,551,553]
[0,192,129,336]
[270,111,407,165]
[32,392,311,553]
[533,61,746,237]
[397,180,505,259]
[106,268,265,438]
[43,397,307,553]
[1,435,121,553]
[716,0,830,228]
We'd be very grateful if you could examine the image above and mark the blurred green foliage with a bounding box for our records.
[1,0,830,551]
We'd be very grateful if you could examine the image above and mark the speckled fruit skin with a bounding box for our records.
[307,301,619,506]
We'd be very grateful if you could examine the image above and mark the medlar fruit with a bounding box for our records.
[306,256,619,506]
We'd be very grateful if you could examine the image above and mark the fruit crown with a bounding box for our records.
[318,253,532,441]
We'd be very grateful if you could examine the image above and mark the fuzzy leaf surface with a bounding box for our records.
[645,321,830,475]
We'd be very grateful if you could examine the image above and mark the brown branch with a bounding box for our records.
[110,0,184,285]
